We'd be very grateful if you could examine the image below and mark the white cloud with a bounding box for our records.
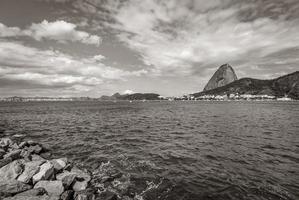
[84,0,299,77]
[0,23,22,37]
[0,20,101,46]
[0,40,146,92]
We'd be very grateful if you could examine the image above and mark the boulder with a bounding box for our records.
[71,167,92,182]
[51,158,67,171]
[40,152,52,159]
[3,194,51,200]
[61,190,74,200]
[0,138,13,148]
[98,190,118,200]
[56,171,76,189]
[31,154,46,161]
[0,179,32,196]
[4,149,22,160]
[17,160,45,183]
[32,161,54,183]
[74,189,95,200]
[0,157,13,168]
[73,179,89,192]
[19,141,28,148]
[34,180,64,196]
[26,144,43,154]
[0,159,24,182]
[14,187,47,196]
[0,148,6,158]
[20,149,32,161]
[71,167,91,191]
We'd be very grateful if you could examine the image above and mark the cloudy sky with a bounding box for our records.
[0,0,299,97]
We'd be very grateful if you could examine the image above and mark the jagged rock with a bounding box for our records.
[3,195,51,200]
[0,159,24,182]
[34,180,64,196]
[61,190,74,200]
[40,152,52,160]
[19,141,28,148]
[32,161,54,183]
[74,189,95,200]
[31,154,46,161]
[26,144,43,154]
[203,63,238,91]
[0,180,32,197]
[14,187,47,196]
[56,171,77,189]
[10,142,20,149]
[51,158,67,171]
[98,190,118,200]
[4,149,22,160]
[71,167,92,182]
[0,157,13,168]
[17,160,45,183]
[73,179,89,192]
[0,138,13,148]
[20,149,32,161]
[0,148,6,158]
[71,167,91,192]
[27,140,38,145]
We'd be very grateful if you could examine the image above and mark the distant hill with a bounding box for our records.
[204,63,238,91]
[99,93,162,100]
[193,71,299,99]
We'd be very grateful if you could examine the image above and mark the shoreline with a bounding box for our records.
[0,137,119,200]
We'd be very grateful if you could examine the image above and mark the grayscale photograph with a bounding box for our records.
[0,0,298,199]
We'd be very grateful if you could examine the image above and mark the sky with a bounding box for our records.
[0,0,299,97]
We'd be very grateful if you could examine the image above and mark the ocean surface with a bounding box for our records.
[0,101,298,200]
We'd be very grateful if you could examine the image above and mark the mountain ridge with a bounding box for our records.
[194,71,299,99]
[203,63,238,91]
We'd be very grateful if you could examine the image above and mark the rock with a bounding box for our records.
[61,190,74,200]
[98,190,118,200]
[40,152,52,159]
[20,149,32,161]
[73,179,89,192]
[32,161,54,183]
[3,194,51,200]
[0,138,13,148]
[27,140,38,145]
[56,171,76,189]
[71,168,91,191]
[203,63,238,91]
[19,141,28,148]
[26,144,43,154]
[14,187,47,196]
[0,159,24,182]
[31,154,46,161]
[0,179,32,196]
[74,189,95,200]
[4,149,22,160]
[51,158,67,171]
[0,157,13,168]
[17,160,45,183]
[71,167,92,182]
[10,142,20,149]
[34,180,64,196]
[0,148,6,158]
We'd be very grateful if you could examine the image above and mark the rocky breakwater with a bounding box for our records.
[0,137,118,200]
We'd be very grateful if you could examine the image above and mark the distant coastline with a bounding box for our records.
[1,66,298,102]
